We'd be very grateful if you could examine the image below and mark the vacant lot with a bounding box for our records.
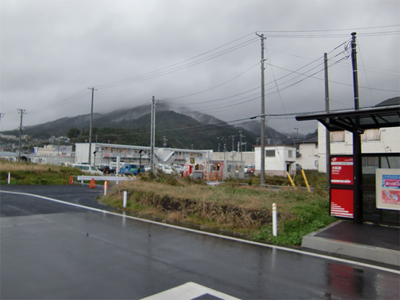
[100,171,335,246]
[1,160,336,246]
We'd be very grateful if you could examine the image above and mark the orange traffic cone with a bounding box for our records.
[69,176,74,185]
[89,178,96,188]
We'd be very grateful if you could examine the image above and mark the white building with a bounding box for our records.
[30,145,75,165]
[296,134,319,170]
[74,143,212,167]
[254,145,297,176]
[211,151,254,165]
[317,123,400,173]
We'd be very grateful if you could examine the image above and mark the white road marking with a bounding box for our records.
[140,282,240,300]
[1,190,399,275]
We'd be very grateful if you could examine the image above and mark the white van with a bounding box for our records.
[73,164,103,175]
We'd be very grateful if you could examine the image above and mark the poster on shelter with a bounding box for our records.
[376,169,400,210]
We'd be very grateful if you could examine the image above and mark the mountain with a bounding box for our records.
[1,104,295,150]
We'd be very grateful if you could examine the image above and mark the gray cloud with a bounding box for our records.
[1,0,399,136]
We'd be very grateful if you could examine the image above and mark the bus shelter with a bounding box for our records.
[296,105,400,225]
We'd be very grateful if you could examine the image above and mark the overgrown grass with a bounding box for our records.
[0,160,82,185]
[1,160,336,246]
[100,174,336,245]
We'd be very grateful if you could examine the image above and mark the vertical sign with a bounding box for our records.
[330,156,354,218]
[331,156,353,185]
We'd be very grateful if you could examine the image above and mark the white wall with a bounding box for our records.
[297,143,318,170]
[211,151,254,165]
[255,145,296,176]
[317,123,400,173]
[75,143,213,166]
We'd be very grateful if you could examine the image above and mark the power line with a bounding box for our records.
[162,62,259,102]
[94,37,258,90]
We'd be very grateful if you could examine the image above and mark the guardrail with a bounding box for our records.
[76,175,135,185]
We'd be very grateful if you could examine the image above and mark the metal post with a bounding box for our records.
[351,32,362,223]
[104,181,108,196]
[150,96,156,173]
[0,113,3,152]
[17,109,26,161]
[88,88,96,165]
[123,191,127,208]
[324,53,331,187]
[272,203,277,236]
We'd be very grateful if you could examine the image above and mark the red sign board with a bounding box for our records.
[331,189,354,218]
[331,156,353,185]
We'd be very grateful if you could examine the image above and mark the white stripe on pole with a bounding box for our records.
[123,191,127,208]
[8,172,11,184]
[272,203,277,236]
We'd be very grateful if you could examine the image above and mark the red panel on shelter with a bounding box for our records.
[331,156,353,185]
[331,189,354,218]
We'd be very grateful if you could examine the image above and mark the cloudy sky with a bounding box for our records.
[1,0,399,136]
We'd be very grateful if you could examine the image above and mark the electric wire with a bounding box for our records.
[161,62,260,102]
[94,37,259,90]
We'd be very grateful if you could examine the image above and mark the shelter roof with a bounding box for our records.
[295,105,400,134]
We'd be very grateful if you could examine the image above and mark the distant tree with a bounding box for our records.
[66,128,80,139]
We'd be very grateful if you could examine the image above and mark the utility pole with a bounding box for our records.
[239,130,245,161]
[150,96,156,172]
[88,87,97,165]
[256,33,266,185]
[163,136,167,148]
[351,32,362,223]
[0,113,4,151]
[294,128,299,142]
[324,53,331,188]
[223,144,226,161]
[17,109,26,161]
[352,33,360,111]
[0,113,4,131]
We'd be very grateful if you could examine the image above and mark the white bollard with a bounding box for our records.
[104,181,107,196]
[8,172,11,184]
[272,203,277,236]
[123,191,127,208]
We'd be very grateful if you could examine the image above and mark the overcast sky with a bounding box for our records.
[1,0,399,136]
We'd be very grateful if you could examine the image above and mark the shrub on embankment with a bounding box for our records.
[100,179,336,246]
[0,160,81,185]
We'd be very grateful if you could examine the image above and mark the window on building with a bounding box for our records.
[361,129,380,141]
[288,150,293,158]
[330,131,345,142]
[362,157,379,167]
[266,150,275,157]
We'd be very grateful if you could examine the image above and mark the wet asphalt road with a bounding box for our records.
[1,185,399,299]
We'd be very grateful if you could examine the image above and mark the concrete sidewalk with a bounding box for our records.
[302,220,400,267]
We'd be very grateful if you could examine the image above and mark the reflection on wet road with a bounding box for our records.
[1,186,399,299]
